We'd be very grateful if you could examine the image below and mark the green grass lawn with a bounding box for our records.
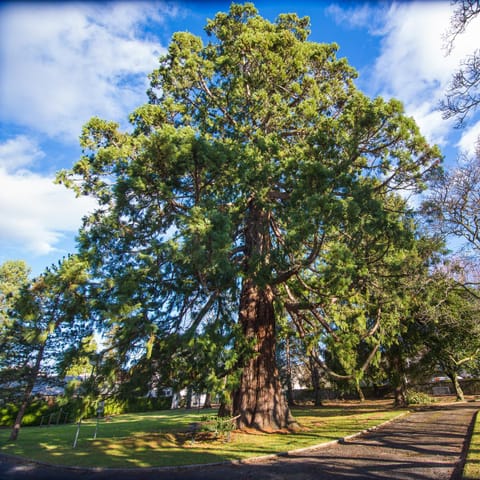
[0,402,405,468]
[463,410,480,480]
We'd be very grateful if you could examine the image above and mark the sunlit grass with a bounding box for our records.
[463,411,480,480]
[0,402,406,468]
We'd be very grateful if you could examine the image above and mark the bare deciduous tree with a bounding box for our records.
[440,0,480,126]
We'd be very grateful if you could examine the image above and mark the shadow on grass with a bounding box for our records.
[0,404,405,469]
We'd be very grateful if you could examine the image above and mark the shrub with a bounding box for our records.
[0,400,53,427]
[103,396,172,415]
[200,414,237,440]
[61,395,173,419]
[0,395,173,426]
[406,390,435,405]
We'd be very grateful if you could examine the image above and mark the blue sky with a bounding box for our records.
[0,1,479,278]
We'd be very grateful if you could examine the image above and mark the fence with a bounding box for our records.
[39,408,71,427]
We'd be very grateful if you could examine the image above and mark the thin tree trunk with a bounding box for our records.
[218,400,232,417]
[354,377,365,402]
[185,386,193,409]
[203,392,212,409]
[448,371,465,401]
[391,348,407,407]
[9,396,30,442]
[310,356,323,406]
[217,377,232,417]
[233,280,297,430]
[394,384,406,407]
[9,342,46,441]
[285,337,295,407]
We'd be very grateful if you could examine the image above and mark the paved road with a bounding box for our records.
[0,404,477,480]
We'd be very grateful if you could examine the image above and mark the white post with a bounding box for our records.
[73,419,81,448]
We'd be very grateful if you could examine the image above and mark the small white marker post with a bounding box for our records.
[73,419,82,449]
[94,401,104,440]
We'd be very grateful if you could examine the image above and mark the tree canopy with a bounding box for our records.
[4,255,91,440]
[58,3,441,430]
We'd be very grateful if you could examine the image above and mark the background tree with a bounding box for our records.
[0,261,31,402]
[415,272,480,401]
[289,199,440,404]
[276,324,311,407]
[381,235,447,406]
[58,3,441,430]
[0,260,30,316]
[423,143,480,259]
[441,0,480,126]
[58,334,98,379]
[7,255,90,441]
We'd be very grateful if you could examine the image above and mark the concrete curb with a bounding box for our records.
[1,410,411,474]
[235,410,411,465]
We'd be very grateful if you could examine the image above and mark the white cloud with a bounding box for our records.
[328,2,480,148]
[367,2,480,146]
[0,136,96,255]
[0,135,45,173]
[457,121,480,156]
[405,102,451,149]
[325,3,389,34]
[0,2,172,141]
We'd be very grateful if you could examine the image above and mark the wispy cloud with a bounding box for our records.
[0,2,178,263]
[0,135,45,173]
[325,2,390,34]
[0,2,174,142]
[327,1,480,150]
[457,121,480,156]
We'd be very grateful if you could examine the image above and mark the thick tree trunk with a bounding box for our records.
[233,280,297,431]
[233,198,297,431]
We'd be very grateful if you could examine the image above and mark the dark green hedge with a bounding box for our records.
[0,400,54,427]
[0,396,173,427]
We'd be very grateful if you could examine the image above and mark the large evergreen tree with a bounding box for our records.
[58,4,441,430]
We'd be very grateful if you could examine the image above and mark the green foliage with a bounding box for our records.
[0,260,30,311]
[0,400,52,427]
[405,390,435,405]
[56,3,442,426]
[0,405,405,468]
[0,395,173,427]
[59,396,172,420]
[197,414,237,440]
[58,335,98,378]
[463,410,480,480]
[414,273,480,388]
[0,260,32,374]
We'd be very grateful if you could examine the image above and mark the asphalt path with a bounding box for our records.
[0,403,477,480]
